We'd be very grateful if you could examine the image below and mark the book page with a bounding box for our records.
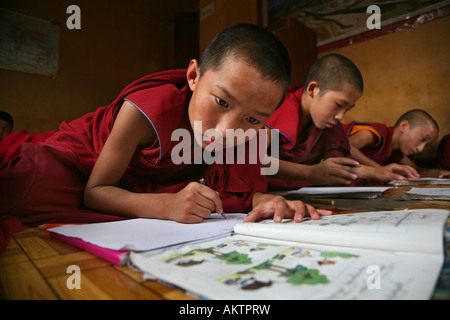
[130,235,443,300]
[287,186,391,195]
[404,188,450,200]
[234,209,449,255]
[286,186,391,199]
[388,178,450,186]
[49,213,247,252]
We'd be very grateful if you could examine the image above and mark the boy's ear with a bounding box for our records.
[398,120,410,132]
[305,81,320,98]
[186,59,200,91]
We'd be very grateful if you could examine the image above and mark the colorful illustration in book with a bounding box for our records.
[161,240,359,291]
[220,249,360,291]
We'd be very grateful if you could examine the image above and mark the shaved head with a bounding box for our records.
[395,109,439,132]
[199,23,291,94]
[305,53,363,95]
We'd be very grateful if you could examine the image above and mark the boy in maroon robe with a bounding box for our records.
[0,24,332,251]
[438,133,450,170]
[0,111,13,141]
[265,54,408,189]
[344,109,450,180]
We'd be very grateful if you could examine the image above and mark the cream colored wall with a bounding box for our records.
[320,15,450,158]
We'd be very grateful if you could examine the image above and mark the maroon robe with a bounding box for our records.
[0,69,266,251]
[342,121,404,165]
[438,133,450,170]
[265,87,351,189]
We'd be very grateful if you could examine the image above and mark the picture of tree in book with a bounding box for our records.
[217,248,360,291]
[161,240,256,266]
[160,239,360,293]
[217,248,330,291]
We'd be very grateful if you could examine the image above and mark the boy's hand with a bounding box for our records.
[245,193,332,223]
[419,168,450,178]
[168,182,223,223]
[358,163,420,182]
[380,163,420,181]
[308,157,360,185]
[438,170,450,178]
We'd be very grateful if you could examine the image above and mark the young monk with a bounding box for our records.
[0,24,331,243]
[438,133,450,170]
[264,53,412,189]
[0,111,13,140]
[344,109,450,179]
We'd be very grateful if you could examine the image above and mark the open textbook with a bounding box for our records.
[130,209,449,300]
[388,177,450,186]
[284,186,391,199]
[404,187,450,201]
[49,213,247,265]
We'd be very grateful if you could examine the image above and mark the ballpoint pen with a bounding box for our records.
[199,178,227,219]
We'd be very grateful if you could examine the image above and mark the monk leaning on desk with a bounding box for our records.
[343,109,450,180]
[0,23,333,252]
[264,54,419,190]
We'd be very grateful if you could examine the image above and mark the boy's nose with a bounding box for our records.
[215,115,241,134]
[334,109,346,121]
[417,143,426,153]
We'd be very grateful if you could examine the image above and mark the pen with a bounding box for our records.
[199,178,227,219]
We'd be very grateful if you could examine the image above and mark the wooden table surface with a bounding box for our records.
[1,185,449,300]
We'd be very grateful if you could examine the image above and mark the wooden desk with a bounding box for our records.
[0,227,197,300]
[1,185,449,300]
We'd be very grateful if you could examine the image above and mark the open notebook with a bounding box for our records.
[130,209,449,300]
[49,213,247,265]
[285,186,391,199]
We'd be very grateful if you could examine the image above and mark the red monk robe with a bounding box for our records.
[0,69,266,251]
[265,87,351,189]
[342,121,404,165]
[438,133,450,170]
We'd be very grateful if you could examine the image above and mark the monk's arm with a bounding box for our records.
[84,101,174,219]
[348,130,381,167]
[270,158,359,185]
[84,101,222,223]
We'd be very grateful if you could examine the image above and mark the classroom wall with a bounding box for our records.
[0,0,173,133]
[199,0,260,54]
[320,15,450,158]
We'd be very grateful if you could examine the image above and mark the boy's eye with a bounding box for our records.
[247,117,260,125]
[215,97,228,108]
[336,102,351,111]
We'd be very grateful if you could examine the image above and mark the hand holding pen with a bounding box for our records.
[167,180,225,223]
[199,178,226,219]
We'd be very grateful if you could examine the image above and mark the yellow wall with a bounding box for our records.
[0,0,173,133]
[2,1,448,160]
[320,15,450,158]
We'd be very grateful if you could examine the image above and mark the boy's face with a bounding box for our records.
[0,119,12,140]
[306,82,361,130]
[398,121,438,156]
[187,57,285,149]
